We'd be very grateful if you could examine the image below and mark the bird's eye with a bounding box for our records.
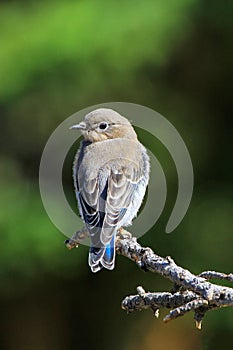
[98,122,108,130]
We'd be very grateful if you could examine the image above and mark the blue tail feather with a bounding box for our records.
[102,235,115,270]
[88,235,116,272]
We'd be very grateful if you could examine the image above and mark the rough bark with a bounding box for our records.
[65,228,233,329]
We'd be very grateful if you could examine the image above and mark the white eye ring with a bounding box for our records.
[98,122,109,130]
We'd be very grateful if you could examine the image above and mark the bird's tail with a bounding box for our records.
[88,235,115,273]
[102,235,115,270]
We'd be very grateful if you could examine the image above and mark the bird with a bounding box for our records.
[70,108,150,272]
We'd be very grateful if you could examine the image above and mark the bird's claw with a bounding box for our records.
[117,228,132,240]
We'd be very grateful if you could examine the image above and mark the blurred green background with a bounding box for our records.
[0,0,232,349]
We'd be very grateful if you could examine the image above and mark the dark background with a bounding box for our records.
[0,0,232,349]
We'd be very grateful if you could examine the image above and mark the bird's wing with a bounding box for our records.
[101,163,144,244]
[77,160,146,248]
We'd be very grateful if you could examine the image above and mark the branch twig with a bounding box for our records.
[65,228,233,329]
[115,230,233,329]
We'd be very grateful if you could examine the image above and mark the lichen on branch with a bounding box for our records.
[65,228,233,329]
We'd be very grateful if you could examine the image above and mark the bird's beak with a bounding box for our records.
[69,122,86,130]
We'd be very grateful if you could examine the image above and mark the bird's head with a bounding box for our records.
[70,108,137,142]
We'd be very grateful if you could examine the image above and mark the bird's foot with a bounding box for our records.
[116,228,132,240]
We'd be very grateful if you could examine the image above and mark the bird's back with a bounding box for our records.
[73,137,150,272]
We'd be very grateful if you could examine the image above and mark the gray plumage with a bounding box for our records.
[71,108,150,272]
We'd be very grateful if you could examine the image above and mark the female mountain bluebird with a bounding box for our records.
[70,108,150,272]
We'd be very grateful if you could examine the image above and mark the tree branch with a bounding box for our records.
[65,228,233,329]
[115,230,233,329]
